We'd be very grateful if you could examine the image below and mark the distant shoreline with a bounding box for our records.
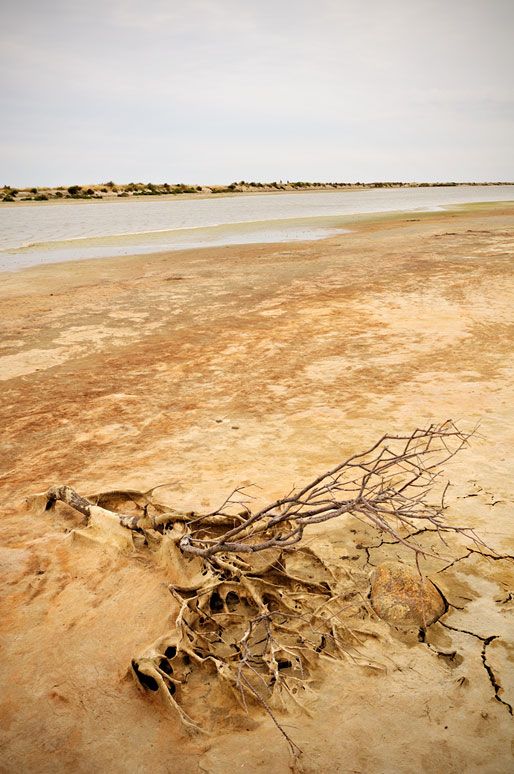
[1,180,513,207]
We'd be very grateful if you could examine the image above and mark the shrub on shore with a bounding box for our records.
[167,184,198,195]
[3,179,507,206]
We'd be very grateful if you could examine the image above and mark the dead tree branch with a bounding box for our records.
[178,420,483,561]
[26,419,484,758]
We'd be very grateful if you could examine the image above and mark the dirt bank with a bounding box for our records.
[1,204,513,772]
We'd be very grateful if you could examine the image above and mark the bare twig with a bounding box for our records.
[178,420,481,561]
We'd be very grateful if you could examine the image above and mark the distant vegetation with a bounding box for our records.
[1,180,512,203]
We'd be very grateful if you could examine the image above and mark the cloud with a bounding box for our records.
[1,0,513,184]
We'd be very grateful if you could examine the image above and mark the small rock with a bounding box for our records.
[370,561,446,628]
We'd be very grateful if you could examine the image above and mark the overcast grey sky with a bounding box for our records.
[1,0,513,186]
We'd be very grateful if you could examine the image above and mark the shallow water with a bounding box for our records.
[0,185,512,270]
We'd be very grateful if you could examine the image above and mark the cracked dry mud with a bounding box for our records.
[1,204,513,773]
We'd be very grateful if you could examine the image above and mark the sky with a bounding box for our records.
[1,0,513,186]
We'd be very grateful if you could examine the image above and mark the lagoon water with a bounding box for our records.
[0,185,513,271]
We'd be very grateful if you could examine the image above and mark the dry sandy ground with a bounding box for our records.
[0,204,513,773]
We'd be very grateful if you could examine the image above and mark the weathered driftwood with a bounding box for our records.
[26,483,241,532]
[38,484,142,528]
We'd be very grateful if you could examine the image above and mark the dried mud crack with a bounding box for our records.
[481,639,513,716]
[417,629,463,669]
[439,622,513,716]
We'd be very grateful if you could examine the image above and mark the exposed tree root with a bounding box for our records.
[130,545,375,750]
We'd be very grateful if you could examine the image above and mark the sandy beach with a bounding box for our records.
[1,203,513,773]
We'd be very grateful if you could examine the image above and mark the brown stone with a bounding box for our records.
[370,561,446,628]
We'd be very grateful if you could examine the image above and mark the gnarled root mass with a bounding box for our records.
[132,547,374,754]
[25,421,485,754]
